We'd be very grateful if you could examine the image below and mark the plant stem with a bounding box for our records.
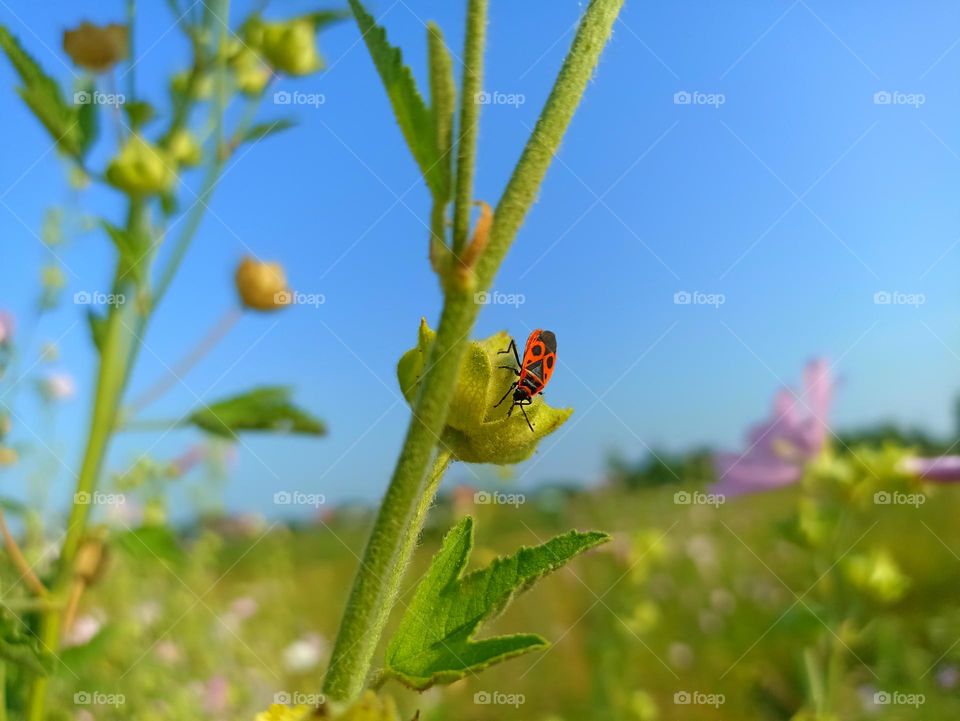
[322,0,624,701]
[451,0,487,256]
[0,510,46,597]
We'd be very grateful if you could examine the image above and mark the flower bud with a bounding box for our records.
[234,256,292,312]
[63,21,128,72]
[165,129,203,168]
[248,17,323,76]
[0,447,17,466]
[397,319,572,464]
[230,47,272,96]
[105,136,176,196]
[844,549,910,604]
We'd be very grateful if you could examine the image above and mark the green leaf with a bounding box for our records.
[240,118,297,144]
[102,220,149,283]
[86,308,107,352]
[186,386,326,438]
[347,0,444,196]
[383,517,609,690]
[116,525,185,565]
[306,9,352,30]
[75,80,99,156]
[0,611,54,676]
[427,22,455,202]
[124,100,156,129]
[0,25,83,158]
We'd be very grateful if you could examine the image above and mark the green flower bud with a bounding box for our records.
[844,549,910,604]
[397,319,572,464]
[231,46,272,96]
[105,136,176,196]
[165,129,203,168]
[248,17,324,76]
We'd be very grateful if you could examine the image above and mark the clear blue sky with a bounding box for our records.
[2,0,960,517]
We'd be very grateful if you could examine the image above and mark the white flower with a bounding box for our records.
[64,613,103,647]
[282,633,327,673]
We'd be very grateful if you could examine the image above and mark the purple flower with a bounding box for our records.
[901,455,960,483]
[710,359,833,498]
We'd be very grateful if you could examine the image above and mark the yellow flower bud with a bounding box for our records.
[0,447,17,466]
[165,129,203,168]
[63,21,128,73]
[105,136,176,196]
[254,705,312,721]
[234,256,292,312]
[231,47,272,96]
[250,17,323,76]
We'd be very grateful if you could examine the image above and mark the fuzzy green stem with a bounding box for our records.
[322,0,623,701]
[451,0,487,255]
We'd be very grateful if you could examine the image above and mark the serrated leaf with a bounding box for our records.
[0,25,83,157]
[186,386,325,438]
[383,517,609,690]
[348,0,443,196]
[0,612,54,676]
[427,22,455,202]
[241,118,297,144]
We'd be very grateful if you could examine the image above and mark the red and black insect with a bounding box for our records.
[494,329,557,431]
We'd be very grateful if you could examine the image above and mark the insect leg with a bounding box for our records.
[497,339,521,367]
[498,365,521,376]
[519,402,534,432]
[494,381,518,408]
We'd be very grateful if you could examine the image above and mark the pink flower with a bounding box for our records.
[710,359,833,498]
[901,456,960,483]
[0,311,14,345]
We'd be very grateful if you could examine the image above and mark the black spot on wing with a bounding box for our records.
[539,331,557,354]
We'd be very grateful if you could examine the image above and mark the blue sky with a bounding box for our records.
[2,0,960,516]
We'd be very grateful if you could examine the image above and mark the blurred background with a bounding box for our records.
[4,0,960,514]
[1,1,960,720]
